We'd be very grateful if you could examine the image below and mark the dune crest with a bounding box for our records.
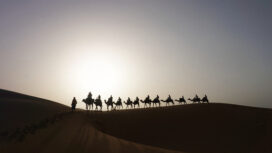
[1,89,272,153]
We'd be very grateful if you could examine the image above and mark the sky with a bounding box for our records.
[0,0,271,109]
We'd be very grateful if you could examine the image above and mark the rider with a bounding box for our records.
[87,92,92,99]
[145,95,151,101]
[166,94,172,101]
[194,94,199,99]
[117,97,122,104]
[108,95,113,102]
[127,97,131,103]
[71,97,77,111]
[155,95,159,100]
[203,94,208,101]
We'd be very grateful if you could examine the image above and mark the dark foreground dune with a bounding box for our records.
[0,89,68,132]
[91,104,272,153]
[0,89,272,153]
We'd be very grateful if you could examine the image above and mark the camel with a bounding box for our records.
[140,95,152,107]
[94,95,103,110]
[152,95,161,107]
[175,96,186,104]
[140,99,152,107]
[82,92,94,110]
[82,98,94,110]
[82,98,88,110]
[201,95,209,103]
[124,98,133,108]
[161,95,174,106]
[188,95,201,103]
[104,100,114,110]
[114,97,123,109]
[133,97,140,108]
[104,95,114,110]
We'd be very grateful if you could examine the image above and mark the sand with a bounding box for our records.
[1,89,272,153]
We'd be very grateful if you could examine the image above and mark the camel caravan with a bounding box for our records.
[79,92,209,111]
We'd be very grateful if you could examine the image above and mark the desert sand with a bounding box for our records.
[0,89,272,153]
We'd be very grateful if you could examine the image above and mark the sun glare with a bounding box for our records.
[68,47,126,98]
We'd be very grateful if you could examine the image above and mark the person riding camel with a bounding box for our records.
[71,97,77,111]
[108,95,113,102]
[87,92,92,99]
[117,97,121,103]
[166,95,172,101]
[145,95,151,101]
[194,94,199,100]
[202,94,209,103]
[155,95,159,100]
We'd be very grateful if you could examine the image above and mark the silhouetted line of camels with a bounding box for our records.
[82,92,209,111]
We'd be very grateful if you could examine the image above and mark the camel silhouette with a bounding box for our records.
[140,95,152,107]
[124,97,133,108]
[161,95,174,106]
[82,98,94,110]
[201,95,209,103]
[94,95,103,110]
[152,95,161,107]
[188,95,201,103]
[175,96,186,104]
[114,97,123,109]
[82,92,94,110]
[104,95,114,110]
[133,97,140,108]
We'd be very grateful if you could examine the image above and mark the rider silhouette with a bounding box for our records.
[194,94,199,99]
[117,97,122,103]
[166,95,172,101]
[87,92,92,99]
[145,95,151,101]
[108,95,113,102]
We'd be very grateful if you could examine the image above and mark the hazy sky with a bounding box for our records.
[0,0,271,108]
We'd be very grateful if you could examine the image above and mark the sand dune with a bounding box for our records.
[1,112,182,153]
[91,104,272,153]
[1,89,272,153]
[0,89,68,131]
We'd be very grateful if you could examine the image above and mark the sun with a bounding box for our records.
[68,49,126,98]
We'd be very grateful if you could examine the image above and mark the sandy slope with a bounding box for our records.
[1,112,182,153]
[1,89,272,153]
[0,89,68,131]
[90,104,272,153]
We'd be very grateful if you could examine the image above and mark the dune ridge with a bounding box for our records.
[1,89,272,153]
